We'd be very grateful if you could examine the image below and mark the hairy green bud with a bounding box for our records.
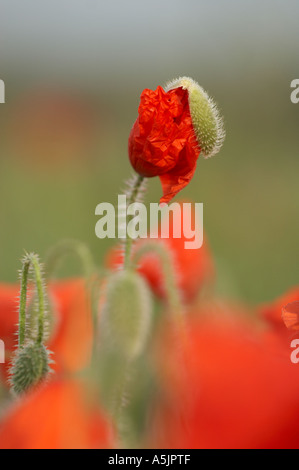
[165,76,225,158]
[10,343,51,395]
[101,270,152,360]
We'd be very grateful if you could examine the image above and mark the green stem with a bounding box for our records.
[45,239,94,280]
[89,269,107,358]
[112,360,131,448]
[18,259,30,347]
[44,239,101,359]
[31,256,46,345]
[18,253,46,347]
[123,175,145,269]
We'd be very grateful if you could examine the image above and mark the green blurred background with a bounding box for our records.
[0,0,298,304]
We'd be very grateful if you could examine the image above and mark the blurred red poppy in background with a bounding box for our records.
[0,278,93,384]
[128,86,200,203]
[0,284,19,351]
[146,314,299,449]
[7,89,97,169]
[259,286,299,334]
[0,379,115,449]
[46,278,93,374]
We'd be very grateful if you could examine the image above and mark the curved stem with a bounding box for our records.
[18,258,30,347]
[44,239,101,359]
[18,253,46,347]
[123,175,146,269]
[112,360,131,448]
[45,239,95,280]
[31,256,46,345]
[89,268,108,358]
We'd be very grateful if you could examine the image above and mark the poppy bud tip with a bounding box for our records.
[165,76,225,158]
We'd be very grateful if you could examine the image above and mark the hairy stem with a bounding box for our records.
[18,259,30,347]
[45,239,95,279]
[123,175,146,269]
[18,253,46,347]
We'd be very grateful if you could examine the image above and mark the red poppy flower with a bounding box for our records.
[0,284,19,351]
[128,77,225,203]
[106,201,214,304]
[47,278,93,374]
[146,314,299,449]
[0,379,115,449]
[0,284,24,383]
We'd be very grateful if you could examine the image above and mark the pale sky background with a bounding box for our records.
[2,0,299,90]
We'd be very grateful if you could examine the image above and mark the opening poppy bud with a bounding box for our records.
[128,76,225,203]
[10,343,51,395]
[101,270,152,360]
[165,77,225,159]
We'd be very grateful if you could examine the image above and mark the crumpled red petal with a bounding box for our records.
[128,85,200,203]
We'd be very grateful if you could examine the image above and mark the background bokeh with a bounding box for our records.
[0,0,298,303]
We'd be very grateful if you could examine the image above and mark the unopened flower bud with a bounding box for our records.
[10,343,51,395]
[101,270,152,360]
[165,76,225,159]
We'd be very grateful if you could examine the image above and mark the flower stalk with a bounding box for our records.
[11,252,51,395]
[45,239,95,280]
[122,174,146,268]
[18,253,46,347]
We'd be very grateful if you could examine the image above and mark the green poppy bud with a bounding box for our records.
[101,270,152,361]
[10,343,51,395]
[165,76,225,158]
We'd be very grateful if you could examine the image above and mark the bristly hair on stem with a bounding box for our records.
[10,252,52,395]
[18,252,48,347]
[119,174,148,269]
